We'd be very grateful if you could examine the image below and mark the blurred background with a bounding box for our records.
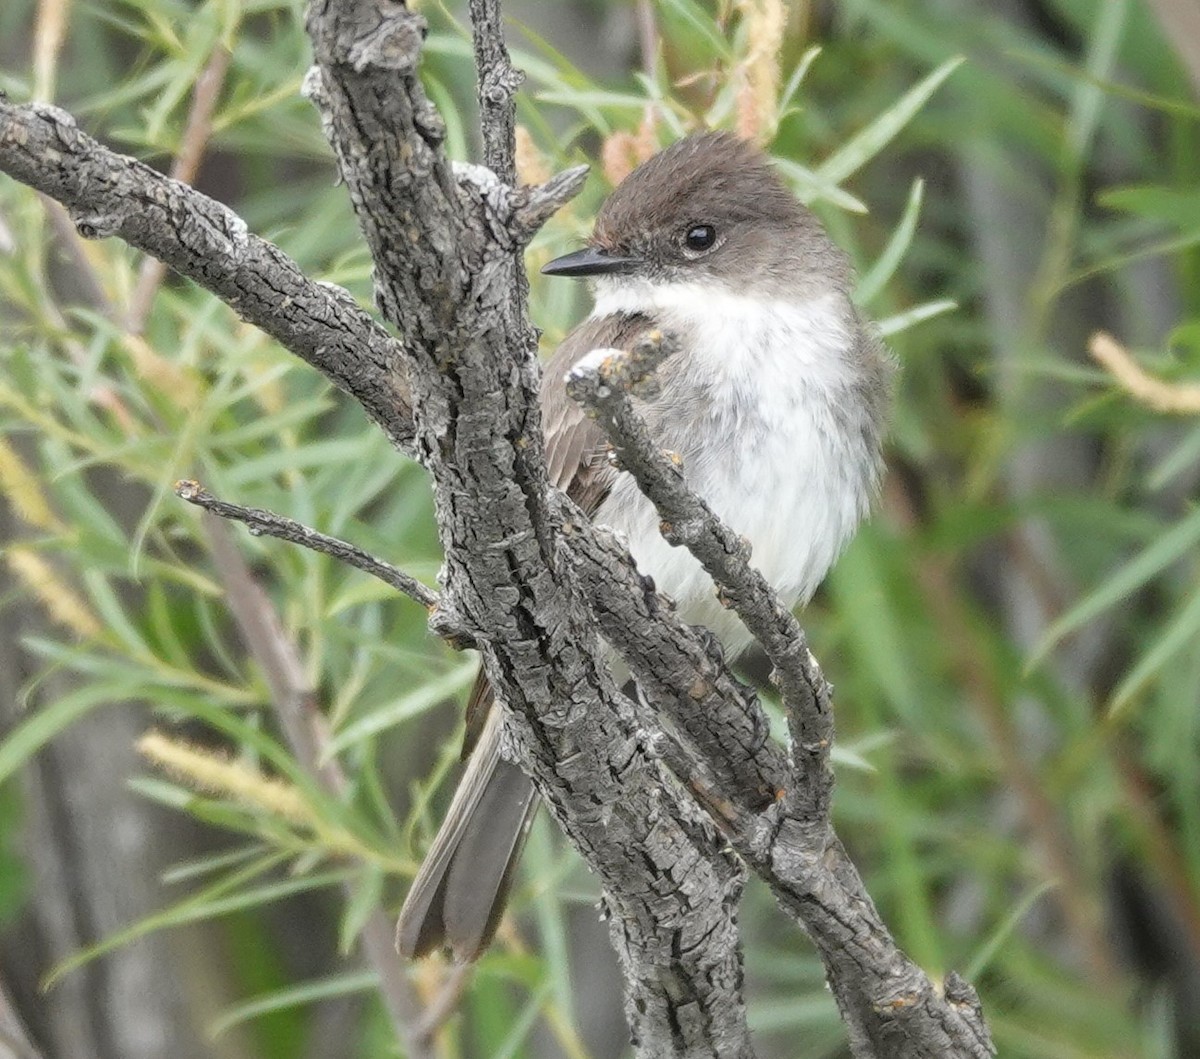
[1,0,1199,1056]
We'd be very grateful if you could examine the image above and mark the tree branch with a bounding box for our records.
[201,516,436,1059]
[468,0,522,185]
[0,96,416,451]
[175,479,441,613]
[304,1,756,1053]
[564,334,995,1058]
[0,0,1001,1053]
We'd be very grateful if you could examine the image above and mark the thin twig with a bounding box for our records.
[32,0,70,102]
[510,165,590,240]
[128,44,233,332]
[634,0,661,83]
[202,516,436,1059]
[176,479,440,611]
[468,0,522,184]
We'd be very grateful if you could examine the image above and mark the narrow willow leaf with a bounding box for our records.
[1148,421,1200,491]
[1029,504,1200,670]
[774,158,867,213]
[817,57,964,186]
[536,89,654,111]
[778,46,823,116]
[0,682,128,785]
[748,993,842,1032]
[877,299,957,337]
[1064,0,1129,166]
[210,970,379,1038]
[829,744,878,773]
[1110,586,1200,715]
[326,657,477,756]
[42,852,292,988]
[337,865,385,956]
[657,0,733,60]
[962,880,1058,981]
[527,819,575,1025]
[855,178,924,306]
[492,980,555,1059]
[159,844,270,885]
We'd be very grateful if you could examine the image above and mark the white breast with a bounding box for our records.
[587,279,874,657]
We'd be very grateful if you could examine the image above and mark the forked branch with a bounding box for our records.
[0,0,998,1054]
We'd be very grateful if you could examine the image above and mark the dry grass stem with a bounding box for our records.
[137,730,313,826]
[514,125,550,187]
[1089,331,1200,414]
[0,439,62,532]
[6,546,101,639]
[33,0,71,102]
[128,44,233,333]
[735,0,785,144]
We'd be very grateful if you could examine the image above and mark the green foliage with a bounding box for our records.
[2,0,1200,1057]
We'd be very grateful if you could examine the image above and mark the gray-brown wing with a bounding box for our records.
[540,311,653,514]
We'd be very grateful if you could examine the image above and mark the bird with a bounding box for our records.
[396,130,892,962]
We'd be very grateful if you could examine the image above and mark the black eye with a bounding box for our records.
[684,224,716,252]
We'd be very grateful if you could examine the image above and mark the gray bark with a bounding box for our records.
[0,1,998,1054]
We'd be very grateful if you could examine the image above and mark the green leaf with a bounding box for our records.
[536,89,653,111]
[774,158,868,214]
[209,969,379,1038]
[1063,0,1129,167]
[491,979,554,1059]
[778,46,823,117]
[326,658,477,757]
[0,683,124,786]
[1148,421,1200,491]
[657,0,733,61]
[337,865,385,956]
[526,817,574,1025]
[855,178,924,306]
[43,853,333,988]
[1098,186,1200,228]
[1029,504,1200,670]
[1110,585,1200,715]
[877,298,957,337]
[159,843,271,885]
[962,879,1058,981]
[816,57,964,186]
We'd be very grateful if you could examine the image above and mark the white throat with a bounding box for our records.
[591,277,856,377]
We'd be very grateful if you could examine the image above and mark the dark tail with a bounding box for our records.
[396,708,538,961]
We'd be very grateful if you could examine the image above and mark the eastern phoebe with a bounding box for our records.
[397,131,892,961]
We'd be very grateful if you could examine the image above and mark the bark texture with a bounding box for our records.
[0,1,998,1054]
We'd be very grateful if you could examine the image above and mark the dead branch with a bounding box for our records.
[0,1,1001,1054]
[0,96,415,450]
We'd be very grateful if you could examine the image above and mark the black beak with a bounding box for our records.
[541,246,641,278]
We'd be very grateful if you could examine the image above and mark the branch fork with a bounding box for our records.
[0,0,997,1054]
